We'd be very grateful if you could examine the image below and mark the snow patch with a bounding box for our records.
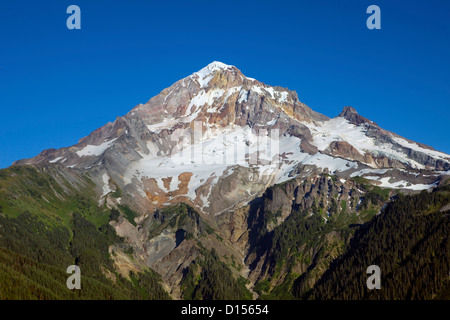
[147,118,179,134]
[187,88,225,116]
[49,157,63,163]
[238,89,248,103]
[265,87,275,99]
[76,138,117,157]
[207,87,241,113]
[251,85,264,95]
[191,61,234,88]
[302,118,428,169]
[350,168,388,178]
[101,173,112,199]
[279,92,288,103]
[376,177,436,190]
[302,153,358,173]
[391,136,450,162]
[124,124,362,212]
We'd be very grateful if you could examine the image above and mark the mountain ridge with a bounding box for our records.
[2,61,450,299]
[12,61,450,219]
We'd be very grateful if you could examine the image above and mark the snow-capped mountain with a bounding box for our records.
[7,61,450,300]
[14,61,450,216]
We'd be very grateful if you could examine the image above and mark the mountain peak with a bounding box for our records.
[339,106,358,117]
[190,61,239,89]
[203,61,234,71]
[195,61,236,77]
[337,106,374,126]
[13,62,450,214]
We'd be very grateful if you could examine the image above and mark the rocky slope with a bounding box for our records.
[13,62,450,217]
[5,61,450,299]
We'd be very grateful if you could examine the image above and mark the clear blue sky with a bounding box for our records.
[0,0,449,168]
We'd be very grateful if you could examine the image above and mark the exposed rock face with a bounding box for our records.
[15,62,332,216]
[328,141,365,162]
[13,61,450,219]
[338,106,374,126]
[244,174,369,288]
[8,61,450,299]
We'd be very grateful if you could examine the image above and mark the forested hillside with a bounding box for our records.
[0,211,171,299]
[0,164,448,300]
[307,185,450,299]
[0,166,171,300]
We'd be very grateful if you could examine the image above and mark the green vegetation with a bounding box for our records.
[260,274,296,300]
[359,187,390,210]
[265,210,282,225]
[0,165,171,300]
[109,208,120,222]
[250,207,352,299]
[1,164,448,300]
[181,248,253,300]
[268,211,324,274]
[308,185,450,299]
[0,165,109,228]
[247,174,393,300]
[340,200,347,213]
[250,179,450,300]
[253,279,270,296]
[149,203,214,240]
[110,181,122,198]
[118,204,138,226]
[0,211,170,300]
